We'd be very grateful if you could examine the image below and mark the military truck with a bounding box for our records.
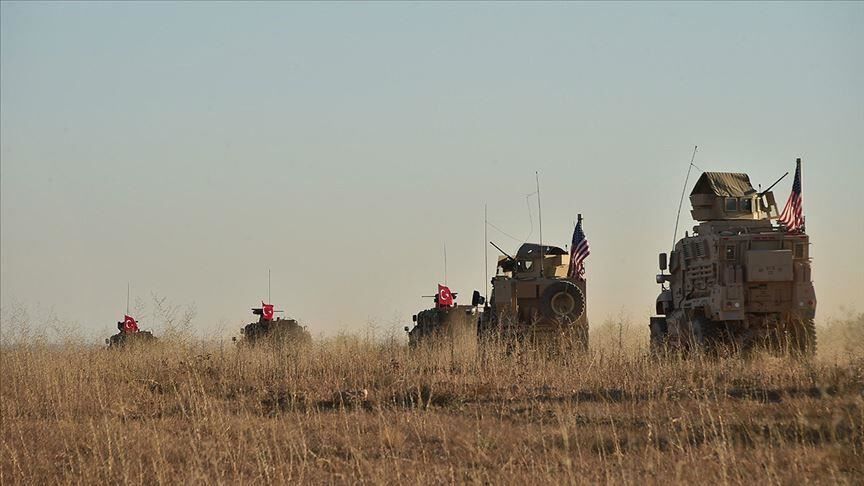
[405,287,484,353]
[235,303,311,346]
[650,169,816,354]
[480,242,588,351]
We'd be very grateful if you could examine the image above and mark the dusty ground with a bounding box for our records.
[1,314,862,484]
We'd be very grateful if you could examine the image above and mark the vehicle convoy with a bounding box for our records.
[650,161,816,354]
[480,238,589,351]
[235,301,311,346]
[405,284,484,353]
[106,314,157,348]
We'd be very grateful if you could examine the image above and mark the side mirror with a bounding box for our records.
[239,328,245,334]
[105,338,110,345]
[659,253,668,271]
[403,326,410,333]
[412,315,417,322]
[471,290,485,306]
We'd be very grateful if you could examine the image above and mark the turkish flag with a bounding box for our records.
[437,285,454,308]
[123,315,139,333]
[262,302,275,321]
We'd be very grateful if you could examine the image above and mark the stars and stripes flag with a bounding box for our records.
[568,218,590,280]
[778,158,805,233]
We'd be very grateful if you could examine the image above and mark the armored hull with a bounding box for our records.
[107,331,157,348]
[407,305,480,356]
[239,318,311,346]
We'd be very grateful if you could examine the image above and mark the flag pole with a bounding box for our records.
[536,171,544,277]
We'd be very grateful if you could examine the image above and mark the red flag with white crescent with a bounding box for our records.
[437,284,454,308]
[262,301,275,321]
[123,315,139,333]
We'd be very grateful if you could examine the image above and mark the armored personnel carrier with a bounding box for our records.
[106,315,157,348]
[405,286,484,353]
[236,302,311,346]
[480,242,588,351]
[650,166,816,354]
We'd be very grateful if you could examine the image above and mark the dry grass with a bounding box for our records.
[1,314,863,484]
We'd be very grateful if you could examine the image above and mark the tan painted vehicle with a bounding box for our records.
[405,288,484,354]
[480,242,588,351]
[235,303,311,346]
[651,170,816,354]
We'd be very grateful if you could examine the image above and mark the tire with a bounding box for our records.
[649,317,668,355]
[683,314,718,353]
[788,318,817,356]
[539,281,585,322]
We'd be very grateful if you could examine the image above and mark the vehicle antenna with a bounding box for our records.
[268,269,271,303]
[484,204,489,303]
[126,282,130,315]
[536,171,544,277]
[443,242,447,286]
[672,145,698,251]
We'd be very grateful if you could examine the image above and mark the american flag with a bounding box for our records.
[778,158,805,233]
[568,218,590,280]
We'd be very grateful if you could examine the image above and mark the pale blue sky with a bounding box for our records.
[2,2,862,339]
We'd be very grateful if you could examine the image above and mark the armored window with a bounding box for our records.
[517,260,534,272]
[795,243,807,259]
[725,197,738,212]
[725,245,736,260]
[740,198,753,212]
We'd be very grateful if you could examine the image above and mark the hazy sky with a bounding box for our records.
[2,2,862,340]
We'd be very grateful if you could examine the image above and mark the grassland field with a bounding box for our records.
[1,311,862,485]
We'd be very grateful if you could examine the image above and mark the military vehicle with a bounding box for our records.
[106,315,157,348]
[479,241,588,351]
[235,302,311,346]
[404,286,484,352]
[650,166,816,354]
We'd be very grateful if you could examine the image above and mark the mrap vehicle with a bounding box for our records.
[651,169,816,354]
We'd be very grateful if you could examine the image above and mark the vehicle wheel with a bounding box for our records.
[539,281,585,321]
[788,318,817,356]
[572,324,589,352]
[683,314,716,353]
[649,317,668,355]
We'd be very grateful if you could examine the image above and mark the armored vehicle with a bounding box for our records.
[480,242,588,351]
[236,302,311,346]
[106,315,157,348]
[405,287,483,354]
[650,167,816,354]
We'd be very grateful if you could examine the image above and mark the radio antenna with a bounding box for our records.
[268,269,271,303]
[536,171,544,277]
[484,204,489,302]
[672,145,698,251]
[126,282,130,315]
[443,242,448,286]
